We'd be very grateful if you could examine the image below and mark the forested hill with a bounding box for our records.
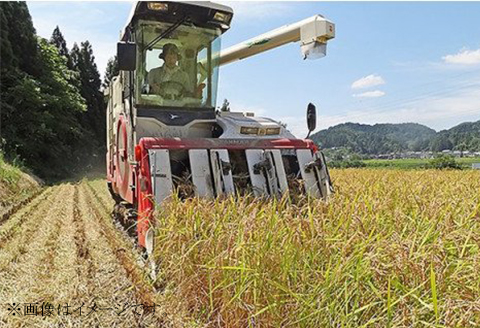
[429,121,480,152]
[311,121,480,154]
[0,2,118,180]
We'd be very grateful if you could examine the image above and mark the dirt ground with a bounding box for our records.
[0,179,187,328]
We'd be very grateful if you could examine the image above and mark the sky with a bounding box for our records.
[28,1,480,137]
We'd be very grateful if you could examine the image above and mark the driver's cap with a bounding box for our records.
[160,43,181,60]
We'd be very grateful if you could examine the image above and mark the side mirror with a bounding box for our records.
[117,42,136,71]
[306,102,316,138]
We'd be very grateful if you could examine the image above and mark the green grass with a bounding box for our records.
[0,153,22,186]
[153,169,480,327]
[0,152,40,207]
[363,157,480,169]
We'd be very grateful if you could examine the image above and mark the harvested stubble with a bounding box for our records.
[0,182,172,327]
[153,169,480,327]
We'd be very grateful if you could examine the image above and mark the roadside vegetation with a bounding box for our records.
[153,169,480,327]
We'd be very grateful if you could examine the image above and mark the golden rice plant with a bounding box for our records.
[153,169,480,327]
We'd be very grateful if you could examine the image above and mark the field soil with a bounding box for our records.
[0,180,187,327]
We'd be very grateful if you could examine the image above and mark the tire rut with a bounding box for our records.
[85,180,194,328]
[81,183,157,307]
[85,180,114,214]
[73,184,89,261]
[68,182,165,326]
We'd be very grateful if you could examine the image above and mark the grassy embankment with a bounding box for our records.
[153,169,480,327]
[364,157,480,169]
[0,153,41,214]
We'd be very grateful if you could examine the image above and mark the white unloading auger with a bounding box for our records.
[219,15,335,66]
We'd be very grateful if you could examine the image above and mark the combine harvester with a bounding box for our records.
[105,1,335,266]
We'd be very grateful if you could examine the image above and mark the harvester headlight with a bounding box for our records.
[213,11,232,24]
[147,2,169,11]
[266,128,281,135]
[240,127,259,135]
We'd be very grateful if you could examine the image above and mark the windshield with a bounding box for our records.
[135,20,221,109]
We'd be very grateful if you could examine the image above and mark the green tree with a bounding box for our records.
[1,1,42,154]
[103,55,119,88]
[427,155,461,170]
[0,2,40,76]
[71,40,105,160]
[50,25,72,68]
[430,135,453,152]
[456,142,467,157]
[70,42,81,70]
[2,37,89,179]
[1,2,99,180]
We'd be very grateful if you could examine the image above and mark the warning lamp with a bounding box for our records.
[240,127,259,135]
[266,128,281,135]
[147,3,169,12]
[135,145,142,162]
[213,11,232,24]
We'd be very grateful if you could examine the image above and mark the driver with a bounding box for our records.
[147,43,193,96]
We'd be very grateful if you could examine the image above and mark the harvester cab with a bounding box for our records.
[106,1,335,255]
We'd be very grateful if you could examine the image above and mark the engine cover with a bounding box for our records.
[216,112,295,139]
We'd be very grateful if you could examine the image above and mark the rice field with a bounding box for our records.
[153,169,480,327]
[0,169,478,327]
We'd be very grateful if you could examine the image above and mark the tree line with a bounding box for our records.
[312,121,480,155]
[0,2,118,181]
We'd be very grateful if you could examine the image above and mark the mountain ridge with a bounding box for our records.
[311,120,480,154]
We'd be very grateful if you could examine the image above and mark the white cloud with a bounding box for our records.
[351,74,385,89]
[321,82,480,132]
[443,48,480,65]
[353,90,386,98]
